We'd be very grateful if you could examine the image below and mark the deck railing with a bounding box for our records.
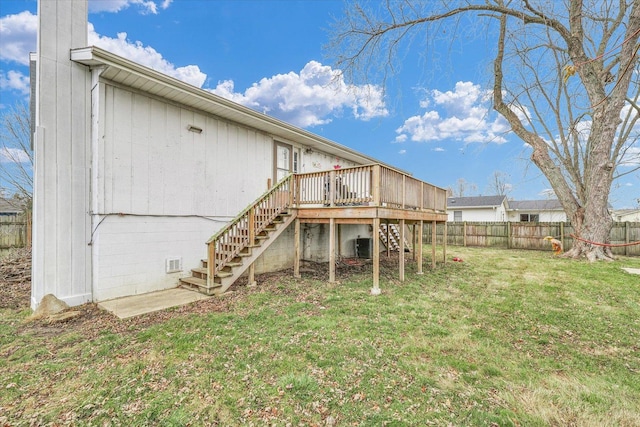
[294,164,447,211]
[206,174,293,283]
[205,164,446,282]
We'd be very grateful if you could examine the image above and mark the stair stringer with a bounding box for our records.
[216,210,297,294]
[379,223,413,252]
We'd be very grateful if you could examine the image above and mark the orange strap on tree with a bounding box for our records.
[570,234,640,247]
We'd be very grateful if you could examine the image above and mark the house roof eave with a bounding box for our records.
[70,46,406,173]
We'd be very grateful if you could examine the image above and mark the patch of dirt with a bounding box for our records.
[0,247,32,310]
[3,249,410,337]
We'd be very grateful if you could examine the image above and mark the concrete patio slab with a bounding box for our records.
[98,288,211,319]
[622,268,640,276]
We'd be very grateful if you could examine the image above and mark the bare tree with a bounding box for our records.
[330,0,640,260]
[448,178,477,198]
[0,102,33,206]
[487,170,512,196]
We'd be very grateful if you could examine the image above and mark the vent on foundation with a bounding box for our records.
[166,257,182,273]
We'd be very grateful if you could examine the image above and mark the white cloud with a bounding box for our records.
[0,70,30,94]
[88,24,206,87]
[398,149,406,154]
[396,81,510,144]
[88,0,172,14]
[0,11,37,65]
[433,147,445,152]
[394,134,407,143]
[0,147,30,164]
[209,61,388,128]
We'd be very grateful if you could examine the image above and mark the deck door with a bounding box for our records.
[274,142,299,182]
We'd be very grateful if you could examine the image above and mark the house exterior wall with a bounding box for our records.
[31,0,92,309]
[91,82,366,301]
[301,151,357,173]
[506,210,567,222]
[447,206,507,222]
[614,211,640,222]
[91,83,278,300]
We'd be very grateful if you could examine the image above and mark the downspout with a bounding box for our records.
[89,65,107,302]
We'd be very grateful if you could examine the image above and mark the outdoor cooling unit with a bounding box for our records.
[354,238,373,259]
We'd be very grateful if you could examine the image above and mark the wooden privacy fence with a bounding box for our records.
[424,221,640,257]
[0,212,31,254]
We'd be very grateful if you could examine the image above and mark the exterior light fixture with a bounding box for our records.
[187,124,203,133]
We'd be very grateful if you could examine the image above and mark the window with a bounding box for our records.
[520,213,539,222]
[293,150,299,173]
[453,211,462,222]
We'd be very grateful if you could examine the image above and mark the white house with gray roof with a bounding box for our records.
[506,199,567,222]
[447,196,508,222]
[447,196,567,222]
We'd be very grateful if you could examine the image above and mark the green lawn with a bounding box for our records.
[1,247,639,426]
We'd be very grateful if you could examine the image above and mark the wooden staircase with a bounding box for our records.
[180,175,296,296]
[379,223,412,252]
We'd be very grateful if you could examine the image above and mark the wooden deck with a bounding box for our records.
[193,164,448,296]
[292,165,448,294]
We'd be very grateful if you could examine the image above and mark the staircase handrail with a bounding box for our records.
[206,174,293,283]
[206,174,293,244]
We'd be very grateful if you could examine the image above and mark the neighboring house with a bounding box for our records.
[447,196,508,222]
[30,1,447,309]
[613,209,640,222]
[0,198,23,217]
[447,196,568,222]
[507,199,567,222]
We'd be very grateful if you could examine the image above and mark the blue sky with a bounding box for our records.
[1,0,638,208]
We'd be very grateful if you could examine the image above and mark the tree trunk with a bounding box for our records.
[565,208,614,261]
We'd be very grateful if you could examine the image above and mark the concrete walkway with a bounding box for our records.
[98,288,211,319]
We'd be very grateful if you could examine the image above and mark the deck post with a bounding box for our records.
[372,164,381,206]
[371,217,381,295]
[248,207,256,246]
[431,220,436,269]
[248,264,256,287]
[294,218,301,278]
[329,217,336,283]
[443,221,447,263]
[207,242,215,288]
[412,224,417,261]
[329,170,336,207]
[399,219,405,282]
[417,221,424,275]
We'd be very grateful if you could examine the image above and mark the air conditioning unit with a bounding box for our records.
[354,238,373,259]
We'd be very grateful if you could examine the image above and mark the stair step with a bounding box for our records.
[191,267,208,279]
[226,261,243,267]
[216,270,233,278]
[179,276,221,296]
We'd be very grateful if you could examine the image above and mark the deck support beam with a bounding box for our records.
[432,220,437,269]
[371,217,381,295]
[417,220,424,275]
[399,219,405,282]
[443,221,447,263]
[248,264,256,287]
[329,217,336,283]
[294,218,301,278]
